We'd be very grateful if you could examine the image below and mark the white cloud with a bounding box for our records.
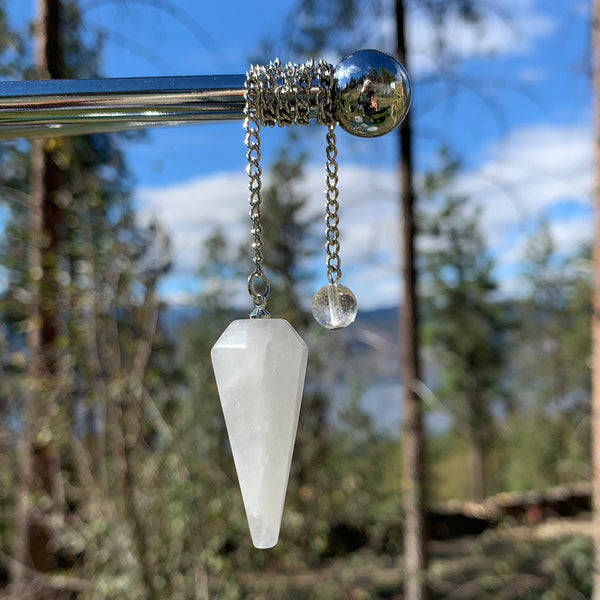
[137,123,593,309]
[137,165,403,309]
[455,124,593,243]
[548,212,593,257]
[406,1,556,75]
[518,66,547,84]
[137,171,249,277]
[452,124,593,294]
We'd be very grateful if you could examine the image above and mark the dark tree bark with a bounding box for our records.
[11,1,64,595]
[11,408,32,594]
[396,1,428,599]
[470,431,487,503]
[35,0,63,373]
[592,1,600,597]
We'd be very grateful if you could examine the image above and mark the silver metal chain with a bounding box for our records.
[316,60,334,126]
[325,123,342,284]
[294,60,312,125]
[245,65,270,317]
[244,59,337,313]
[318,61,341,283]
[250,59,335,129]
[275,62,293,127]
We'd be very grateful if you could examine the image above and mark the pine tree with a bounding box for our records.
[1,2,185,597]
[420,156,505,502]
[504,222,591,491]
[396,2,428,596]
[593,6,600,589]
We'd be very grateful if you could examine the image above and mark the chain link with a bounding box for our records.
[325,124,342,284]
[275,62,294,127]
[316,60,335,126]
[294,60,312,125]
[244,59,337,311]
[260,62,277,128]
[250,59,335,128]
[245,65,270,315]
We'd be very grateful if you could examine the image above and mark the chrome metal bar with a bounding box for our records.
[0,74,328,140]
[0,75,247,139]
[0,50,412,140]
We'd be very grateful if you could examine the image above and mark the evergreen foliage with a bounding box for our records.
[420,153,506,501]
[500,222,591,491]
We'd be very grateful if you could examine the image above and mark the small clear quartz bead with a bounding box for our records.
[312,283,358,329]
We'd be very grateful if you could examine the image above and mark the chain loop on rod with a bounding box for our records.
[244,60,337,317]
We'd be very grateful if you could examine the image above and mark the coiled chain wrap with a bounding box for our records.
[247,59,336,129]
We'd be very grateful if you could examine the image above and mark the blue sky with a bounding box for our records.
[5,0,594,309]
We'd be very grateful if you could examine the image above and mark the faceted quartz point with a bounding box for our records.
[210,319,308,548]
[312,283,358,329]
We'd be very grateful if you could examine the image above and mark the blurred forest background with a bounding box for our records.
[0,0,596,599]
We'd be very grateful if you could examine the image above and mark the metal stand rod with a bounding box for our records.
[0,74,254,139]
[0,50,411,140]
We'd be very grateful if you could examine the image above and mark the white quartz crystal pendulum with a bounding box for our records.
[211,64,308,548]
[312,124,358,329]
[211,319,307,548]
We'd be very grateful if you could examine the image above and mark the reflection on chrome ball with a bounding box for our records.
[334,49,411,138]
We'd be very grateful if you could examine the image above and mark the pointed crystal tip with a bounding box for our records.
[248,515,279,549]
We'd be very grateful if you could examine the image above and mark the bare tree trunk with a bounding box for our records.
[122,283,161,600]
[592,1,600,598]
[11,0,64,593]
[30,1,66,547]
[395,2,428,599]
[11,401,33,596]
[35,0,63,372]
[470,432,486,503]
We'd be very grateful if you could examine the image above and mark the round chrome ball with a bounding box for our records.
[334,49,411,138]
